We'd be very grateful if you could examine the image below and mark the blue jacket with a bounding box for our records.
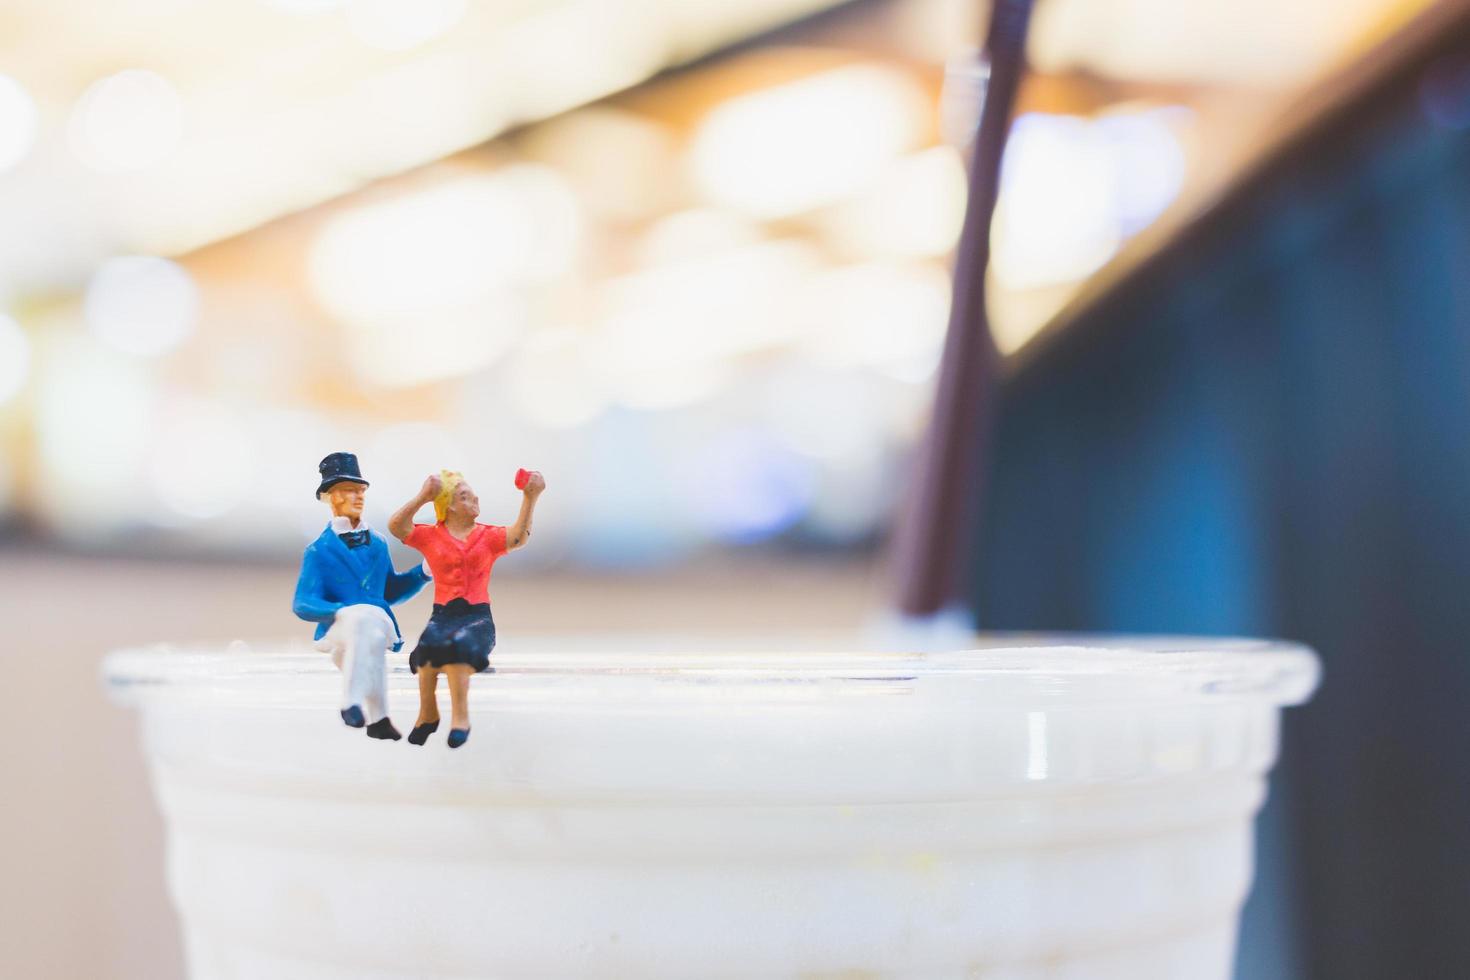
[292,526,430,649]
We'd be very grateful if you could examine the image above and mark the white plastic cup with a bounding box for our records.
[105,634,1319,979]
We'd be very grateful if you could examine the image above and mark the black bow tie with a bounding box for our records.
[339,530,370,549]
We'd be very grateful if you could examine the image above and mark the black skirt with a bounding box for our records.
[409,598,496,673]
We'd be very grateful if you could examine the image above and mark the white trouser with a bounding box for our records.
[315,604,398,724]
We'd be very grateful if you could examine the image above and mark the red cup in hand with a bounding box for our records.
[514,468,530,490]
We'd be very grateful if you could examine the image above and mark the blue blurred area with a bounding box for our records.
[973,42,1470,980]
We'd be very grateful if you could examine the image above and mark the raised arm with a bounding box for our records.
[506,471,545,551]
[389,473,441,542]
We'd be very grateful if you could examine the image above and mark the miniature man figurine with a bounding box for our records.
[388,468,545,748]
[293,452,431,740]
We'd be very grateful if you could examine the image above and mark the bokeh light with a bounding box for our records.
[689,64,929,218]
[84,256,199,357]
[68,70,184,174]
[595,239,820,409]
[815,147,968,260]
[309,169,579,385]
[991,113,1123,290]
[311,177,533,314]
[0,5,1236,563]
[987,106,1192,353]
[0,74,40,176]
[1095,107,1191,233]
[992,109,1190,291]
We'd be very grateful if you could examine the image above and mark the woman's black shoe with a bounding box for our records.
[340,705,365,728]
[407,720,439,745]
[365,718,402,740]
[447,728,471,749]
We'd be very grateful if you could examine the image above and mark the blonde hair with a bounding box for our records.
[433,470,463,523]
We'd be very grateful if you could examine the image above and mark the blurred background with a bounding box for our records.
[1,0,1466,977]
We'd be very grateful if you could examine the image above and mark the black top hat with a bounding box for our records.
[316,452,370,498]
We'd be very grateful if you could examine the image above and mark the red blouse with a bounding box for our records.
[404,522,508,605]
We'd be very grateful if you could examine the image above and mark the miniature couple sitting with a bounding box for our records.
[292,452,545,749]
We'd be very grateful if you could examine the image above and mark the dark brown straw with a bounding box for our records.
[891,0,1035,616]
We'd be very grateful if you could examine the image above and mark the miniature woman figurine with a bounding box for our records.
[388,467,545,748]
[293,452,431,740]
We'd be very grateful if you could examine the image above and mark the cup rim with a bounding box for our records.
[103,632,1321,709]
